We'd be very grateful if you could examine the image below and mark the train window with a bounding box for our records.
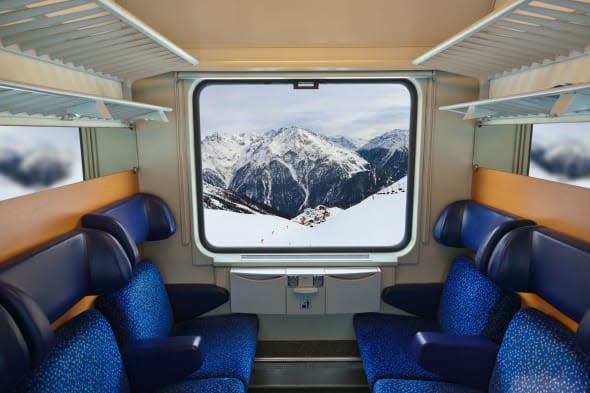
[529,122,590,189]
[194,79,417,254]
[0,126,83,201]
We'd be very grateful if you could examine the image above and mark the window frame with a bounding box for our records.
[192,78,419,255]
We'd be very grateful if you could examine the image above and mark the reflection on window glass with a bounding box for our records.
[0,126,83,201]
[195,81,415,252]
[530,123,590,188]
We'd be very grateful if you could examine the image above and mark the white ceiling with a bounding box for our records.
[115,0,499,70]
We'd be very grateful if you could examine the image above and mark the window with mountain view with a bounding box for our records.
[0,126,83,201]
[530,123,590,189]
[194,80,416,252]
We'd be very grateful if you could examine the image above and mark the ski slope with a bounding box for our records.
[203,177,408,248]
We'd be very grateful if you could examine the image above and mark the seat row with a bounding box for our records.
[2,194,590,393]
[354,200,590,392]
[0,193,258,393]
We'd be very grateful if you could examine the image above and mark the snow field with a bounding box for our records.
[204,177,408,248]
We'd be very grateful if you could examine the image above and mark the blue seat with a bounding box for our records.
[81,193,258,388]
[374,226,590,393]
[355,201,532,390]
[0,229,245,393]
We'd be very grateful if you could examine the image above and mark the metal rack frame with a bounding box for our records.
[0,80,172,126]
[414,0,590,80]
[0,0,197,82]
[440,83,590,124]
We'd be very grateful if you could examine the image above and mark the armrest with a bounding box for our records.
[166,284,229,321]
[411,332,498,390]
[382,283,443,319]
[124,336,202,392]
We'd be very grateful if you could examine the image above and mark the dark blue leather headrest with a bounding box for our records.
[0,283,53,366]
[81,193,176,264]
[0,229,132,323]
[0,303,31,392]
[433,200,534,272]
[488,226,590,323]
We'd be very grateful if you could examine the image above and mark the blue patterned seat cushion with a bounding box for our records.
[12,309,130,393]
[354,313,440,388]
[373,379,483,393]
[438,257,520,342]
[96,260,174,348]
[156,378,245,393]
[174,314,258,386]
[489,308,590,393]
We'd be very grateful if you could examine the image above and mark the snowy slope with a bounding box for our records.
[203,177,408,248]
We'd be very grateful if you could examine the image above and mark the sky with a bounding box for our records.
[198,82,412,140]
[532,122,590,146]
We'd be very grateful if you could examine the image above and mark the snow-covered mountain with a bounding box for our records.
[203,183,285,216]
[202,127,380,216]
[324,135,360,150]
[531,141,590,179]
[201,127,409,217]
[200,132,263,188]
[357,129,409,184]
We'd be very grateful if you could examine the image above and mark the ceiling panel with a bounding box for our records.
[115,0,496,49]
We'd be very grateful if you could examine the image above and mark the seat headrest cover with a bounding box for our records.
[82,193,176,264]
[489,226,590,323]
[0,229,132,322]
[0,303,31,392]
[0,282,53,365]
[434,200,534,272]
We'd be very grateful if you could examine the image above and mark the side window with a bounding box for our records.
[529,123,590,189]
[0,126,83,201]
[194,80,417,254]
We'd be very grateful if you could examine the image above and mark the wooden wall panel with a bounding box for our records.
[472,168,590,243]
[0,170,138,263]
[472,167,590,330]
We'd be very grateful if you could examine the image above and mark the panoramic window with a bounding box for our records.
[0,126,83,201]
[194,80,416,253]
[529,123,590,188]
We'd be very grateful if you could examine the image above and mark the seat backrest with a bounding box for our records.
[489,308,590,393]
[11,309,131,393]
[81,193,176,264]
[436,257,520,341]
[0,229,134,393]
[95,260,174,348]
[434,200,534,272]
[487,226,590,392]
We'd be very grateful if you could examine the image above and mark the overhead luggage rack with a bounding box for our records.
[440,83,590,124]
[0,80,172,126]
[413,0,590,80]
[0,0,197,82]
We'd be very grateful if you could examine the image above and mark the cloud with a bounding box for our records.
[198,82,412,139]
[0,126,81,188]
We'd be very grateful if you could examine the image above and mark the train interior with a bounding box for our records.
[0,0,589,392]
